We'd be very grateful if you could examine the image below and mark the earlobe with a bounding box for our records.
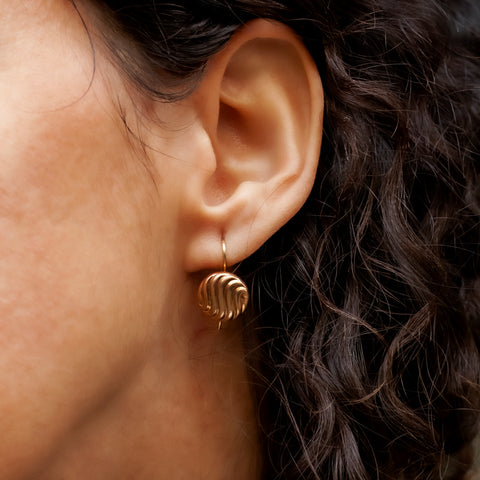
[181,19,323,272]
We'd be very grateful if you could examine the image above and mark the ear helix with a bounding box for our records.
[197,237,249,330]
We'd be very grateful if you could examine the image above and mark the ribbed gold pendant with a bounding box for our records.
[198,271,249,329]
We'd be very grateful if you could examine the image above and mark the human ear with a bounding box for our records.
[181,19,323,271]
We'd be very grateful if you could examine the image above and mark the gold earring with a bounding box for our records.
[197,238,249,330]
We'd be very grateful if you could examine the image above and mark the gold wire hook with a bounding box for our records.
[221,237,227,272]
[219,237,227,330]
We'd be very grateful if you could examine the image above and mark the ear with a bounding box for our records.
[181,19,323,272]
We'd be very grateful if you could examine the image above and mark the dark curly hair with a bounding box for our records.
[81,0,480,478]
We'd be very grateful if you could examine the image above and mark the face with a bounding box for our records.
[0,2,258,478]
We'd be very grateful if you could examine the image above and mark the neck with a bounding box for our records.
[36,316,261,479]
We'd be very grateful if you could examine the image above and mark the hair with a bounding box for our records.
[83,0,480,478]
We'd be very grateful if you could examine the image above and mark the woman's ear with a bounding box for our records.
[181,19,323,272]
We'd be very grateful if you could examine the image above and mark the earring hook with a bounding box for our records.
[221,237,227,272]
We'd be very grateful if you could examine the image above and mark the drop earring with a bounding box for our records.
[197,237,249,330]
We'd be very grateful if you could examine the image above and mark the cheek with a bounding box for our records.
[0,99,169,474]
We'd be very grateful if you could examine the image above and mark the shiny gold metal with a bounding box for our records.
[198,238,249,330]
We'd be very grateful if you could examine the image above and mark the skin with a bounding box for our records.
[0,1,323,478]
[0,1,258,478]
